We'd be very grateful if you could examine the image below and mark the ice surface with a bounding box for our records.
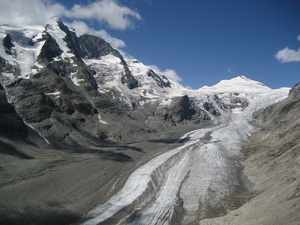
[0,25,46,78]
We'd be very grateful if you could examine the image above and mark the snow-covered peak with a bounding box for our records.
[0,18,73,79]
[125,57,187,92]
[0,23,46,78]
[199,75,271,93]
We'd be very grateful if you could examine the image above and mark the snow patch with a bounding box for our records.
[45,91,60,98]
[70,71,85,86]
[159,98,173,106]
[98,114,108,125]
[46,22,74,60]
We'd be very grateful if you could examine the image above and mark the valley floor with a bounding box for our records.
[1,114,299,225]
[0,124,208,225]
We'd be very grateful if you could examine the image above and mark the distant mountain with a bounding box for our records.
[0,18,290,146]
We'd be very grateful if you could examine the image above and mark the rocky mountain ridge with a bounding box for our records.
[0,18,290,147]
[0,18,213,146]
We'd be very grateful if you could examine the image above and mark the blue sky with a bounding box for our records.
[1,0,299,89]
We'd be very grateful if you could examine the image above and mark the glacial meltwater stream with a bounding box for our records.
[80,109,259,225]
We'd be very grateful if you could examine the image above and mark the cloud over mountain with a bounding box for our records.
[0,0,140,49]
[149,65,182,82]
[62,0,142,30]
[0,0,141,30]
[66,21,126,48]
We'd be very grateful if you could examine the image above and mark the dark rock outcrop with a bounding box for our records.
[146,95,210,128]
[214,93,248,110]
[288,82,300,98]
[253,82,300,128]
[57,19,85,59]
[0,56,17,75]
[3,34,14,55]
[79,34,121,59]
[0,83,27,138]
[203,102,220,116]
[147,70,171,88]
[36,33,62,64]
[164,95,197,124]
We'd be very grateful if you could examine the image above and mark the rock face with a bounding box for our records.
[36,33,63,64]
[79,34,121,59]
[146,95,210,128]
[252,82,300,133]
[202,102,220,116]
[79,34,138,89]
[147,70,171,88]
[3,34,14,55]
[0,83,27,138]
[160,95,208,125]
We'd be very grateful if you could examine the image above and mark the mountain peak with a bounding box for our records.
[239,75,248,79]
[199,75,271,93]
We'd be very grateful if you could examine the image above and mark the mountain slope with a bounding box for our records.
[200,82,300,225]
[0,18,212,146]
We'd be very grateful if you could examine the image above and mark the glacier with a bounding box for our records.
[80,79,289,224]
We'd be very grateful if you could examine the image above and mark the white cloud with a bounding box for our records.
[149,65,182,82]
[62,0,142,30]
[275,47,300,63]
[0,0,142,49]
[67,21,126,49]
[0,0,65,25]
[0,0,141,31]
[163,69,182,82]
[275,34,300,63]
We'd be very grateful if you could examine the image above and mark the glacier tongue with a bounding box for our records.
[80,86,289,225]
